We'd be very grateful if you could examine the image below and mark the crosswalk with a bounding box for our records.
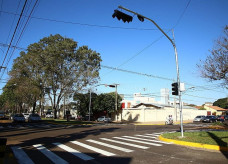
[11,132,171,164]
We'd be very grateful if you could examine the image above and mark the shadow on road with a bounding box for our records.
[3,124,133,164]
[207,131,228,159]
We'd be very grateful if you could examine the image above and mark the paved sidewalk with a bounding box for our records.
[133,120,193,125]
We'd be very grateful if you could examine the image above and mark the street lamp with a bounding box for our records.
[113,6,184,137]
[88,83,119,121]
[88,84,106,121]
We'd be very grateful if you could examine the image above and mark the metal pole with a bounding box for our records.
[115,84,118,121]
[89,89,91,121]
[118,6,184,137]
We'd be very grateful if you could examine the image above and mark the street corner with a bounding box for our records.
[158,134,228,152]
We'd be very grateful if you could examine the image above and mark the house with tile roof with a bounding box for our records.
[203,104,227,115]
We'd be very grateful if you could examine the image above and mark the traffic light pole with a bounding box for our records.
[118,6,184,137]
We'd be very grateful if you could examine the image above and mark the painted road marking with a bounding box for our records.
[113,137,162,146]
[100,138,149,149]
[71,141,116,156]
[11,146,35,164]
[125,136,171,144]
[33,144,68,164]
[87,139,133,153]
[145,134,160,137]
[53,142,94,161]
[135,135,156,139]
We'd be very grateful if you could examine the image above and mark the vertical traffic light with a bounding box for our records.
[172,82,178,95]
[112,10,133,23]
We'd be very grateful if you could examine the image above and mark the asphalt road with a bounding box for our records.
[1,122,228,164]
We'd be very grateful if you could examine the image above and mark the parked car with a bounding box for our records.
[22,113,30,120]
[45,112,54,118]
[193,115,205,122]
[13,114,26,123]
[28,113,41,122]
[0,113,5,120]
[202,115,217,123]
[216,115,225,122]
[224,115,228,120]
[97,116,111,122]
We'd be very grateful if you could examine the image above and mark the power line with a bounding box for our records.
[0,10,160,31]
[0,0,28,75]
[0,0,39,80]
[101,65,174,81]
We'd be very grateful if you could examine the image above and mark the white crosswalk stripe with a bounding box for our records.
[113,137,162,146]
[11,146,35,164]
[144,133,160,137]
[71,141,116,156]
[33,144,68,164]
[53,142,94,161]
[135,135,156,139]
[87,139,134,152]
[123,136,171,144]
[100,138,149,149]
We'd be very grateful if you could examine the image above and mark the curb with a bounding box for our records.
[159,135,228,152]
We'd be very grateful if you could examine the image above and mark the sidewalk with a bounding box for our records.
[133,120,193,125]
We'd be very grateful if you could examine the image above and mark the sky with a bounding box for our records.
[0,0,227,106]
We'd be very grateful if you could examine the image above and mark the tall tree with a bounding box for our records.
[9,34,102,118]
[213,98,228,109]
[198,26,228,88]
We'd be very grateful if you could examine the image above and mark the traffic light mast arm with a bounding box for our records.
[118,6,175,48]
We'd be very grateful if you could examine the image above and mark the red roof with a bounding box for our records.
[208,106,227,111]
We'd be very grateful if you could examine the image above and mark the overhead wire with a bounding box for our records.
[0,0,39,80]
[101,0,192,77]
[0,10,160,31]
[0,0,28,77]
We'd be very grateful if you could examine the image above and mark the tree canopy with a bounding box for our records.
[213,98,228,109]
[198,26,228,88]
[3,34,102,117]
[73,92,123,117]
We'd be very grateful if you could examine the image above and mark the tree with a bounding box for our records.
[198,26,228,88]
[73,92,123,117]
[8,34,102,118]
[213,98,228,109]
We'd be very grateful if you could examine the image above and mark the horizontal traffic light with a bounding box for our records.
[112,10,133,23]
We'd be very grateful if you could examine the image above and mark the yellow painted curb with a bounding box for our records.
[135,124,164,126]
[159,135,228,151]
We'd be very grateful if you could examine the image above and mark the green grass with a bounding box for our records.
[162,131,228,147]
[41,118,95,125]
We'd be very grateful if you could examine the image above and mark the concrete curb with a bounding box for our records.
[159,135,228,152]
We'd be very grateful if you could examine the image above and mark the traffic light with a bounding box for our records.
[112,10,133,23]
[172,82,178,95]
[137,15,144,22]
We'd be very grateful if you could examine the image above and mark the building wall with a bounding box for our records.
[121,107,207,122]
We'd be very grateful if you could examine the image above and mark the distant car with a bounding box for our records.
[216,115,225,122]
[45,113,54,118]
[0,113,5,120]
[202,115,217,123]
[22,113,30,120]
[13,114,26,123]
[97,116,111,123]
[224,115,228,120]
[28,113,41,122]
[193,115,205,122]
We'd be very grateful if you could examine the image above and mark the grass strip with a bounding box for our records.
[162,131,228,147]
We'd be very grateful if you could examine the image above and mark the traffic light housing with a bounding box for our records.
[112,10,133,23]
[172,82,178,95]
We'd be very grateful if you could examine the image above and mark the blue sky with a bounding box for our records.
[0,0,227,105]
